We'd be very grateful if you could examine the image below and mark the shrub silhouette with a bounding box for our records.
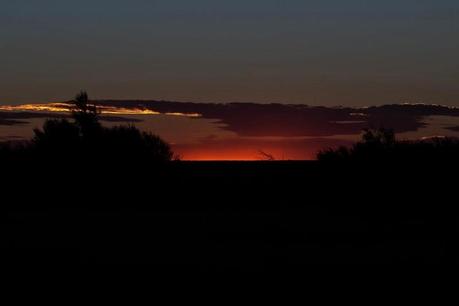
[317,128,459,164]
[0,140,30,165]
[100,125,173,162]
[33,119,81,154]
[5,91,174,165]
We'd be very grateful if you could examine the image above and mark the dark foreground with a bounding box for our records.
[2,161,457,266]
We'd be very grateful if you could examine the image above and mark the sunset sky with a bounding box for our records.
[2,0,459,106]
[2,1,459,160]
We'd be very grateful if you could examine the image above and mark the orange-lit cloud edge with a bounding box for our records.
[0,102,201,118]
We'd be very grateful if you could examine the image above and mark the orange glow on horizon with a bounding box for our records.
[173,145,316,161]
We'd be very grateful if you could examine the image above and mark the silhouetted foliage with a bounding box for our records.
[317,128,459,164]
[0,140,30,164]
[100,125,173,162]
[2,92,174,166]
[71,91,102,139]
[33,119,81,153]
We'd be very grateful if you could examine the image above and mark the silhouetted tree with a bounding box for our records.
[361,128,395,146]
[100,125,173,162]
[317,128,459,165]
[29,92,174,164]
[71,91,102,139]
[33,119,80,150]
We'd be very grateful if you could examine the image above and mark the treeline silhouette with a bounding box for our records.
[0,92,173,168]
[318,128,459,165]
[1,93,458,266]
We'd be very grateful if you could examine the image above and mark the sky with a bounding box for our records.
[1,0,459,106]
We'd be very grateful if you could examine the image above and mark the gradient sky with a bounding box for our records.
[1,0,459,106]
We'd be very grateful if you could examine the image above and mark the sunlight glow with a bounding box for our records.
[165,112,202,118]
[0,103,202,117]
[0,103,71,113]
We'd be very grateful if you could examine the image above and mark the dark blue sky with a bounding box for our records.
[1,0,459,105]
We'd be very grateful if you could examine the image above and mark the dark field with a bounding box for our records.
[2,160,457,266]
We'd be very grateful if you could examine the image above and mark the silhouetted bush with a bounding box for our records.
[2,92,174,166]
[317,128,459,165]
[33,119,81,153]
[0,140,30,164]
[99,125,173,162]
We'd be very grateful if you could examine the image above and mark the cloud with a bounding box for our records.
[4,101,459,138]
[446,126,459,132]
[95,100,459,137]
[0,111,141,126]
